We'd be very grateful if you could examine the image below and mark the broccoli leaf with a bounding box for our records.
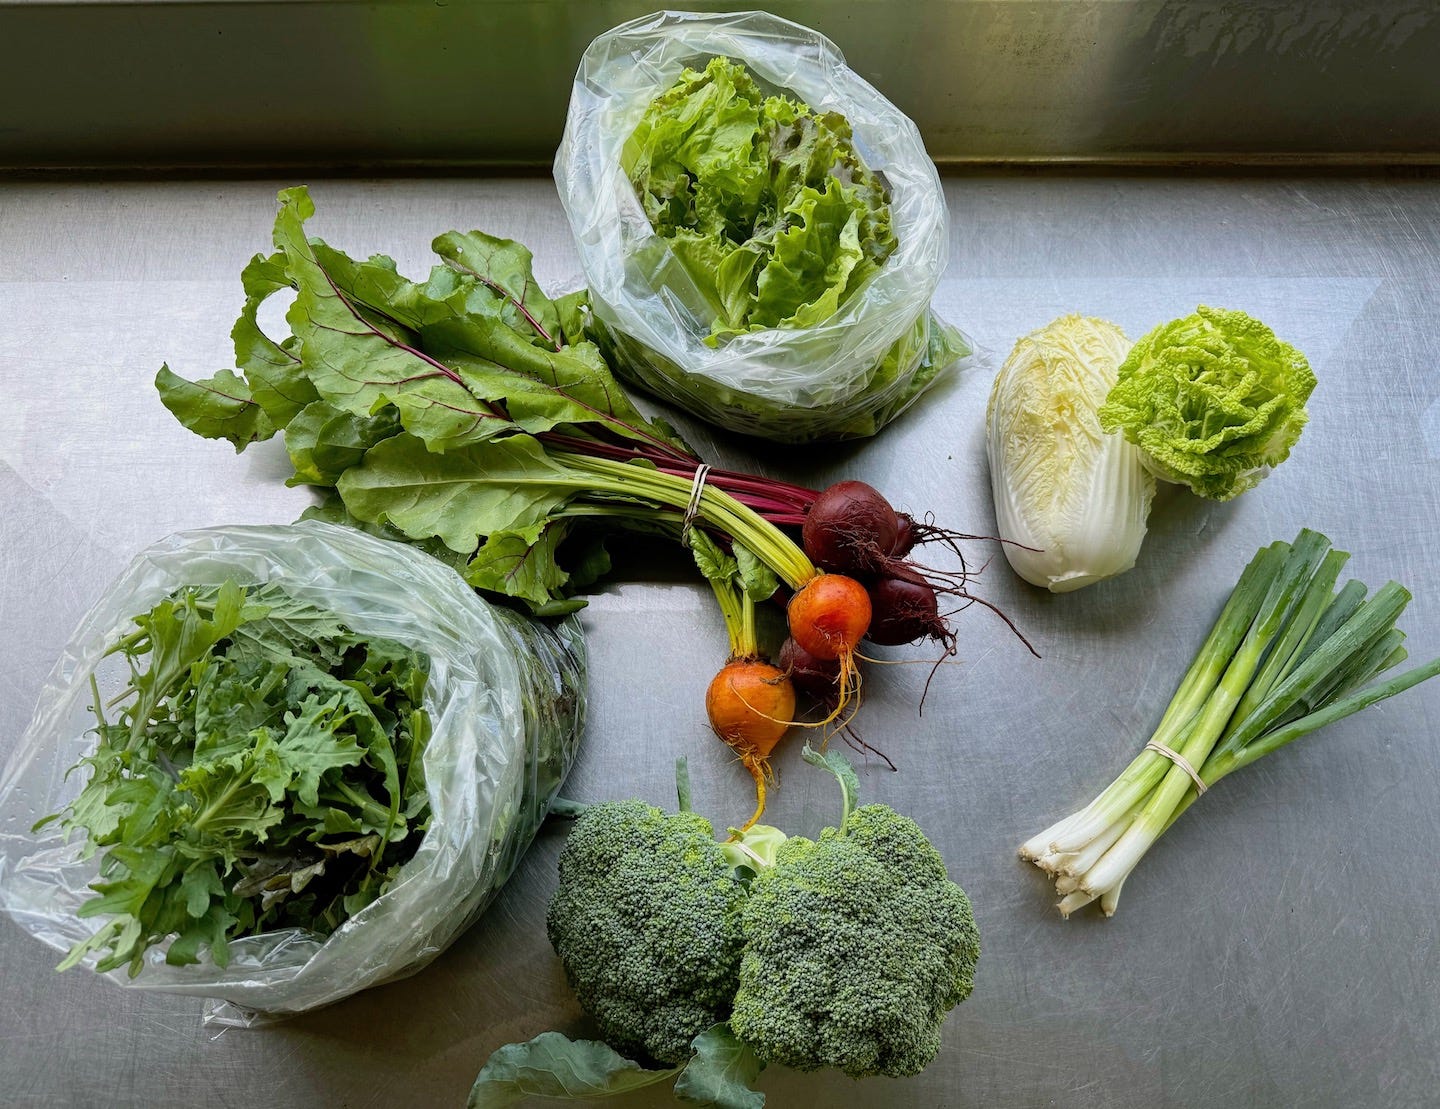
[466,1033,679,1108]
[801,744,860,829]
[674,1025,765,1109]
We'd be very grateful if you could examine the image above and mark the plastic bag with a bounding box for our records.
[0,521,586,1025]
[554,9,970,444]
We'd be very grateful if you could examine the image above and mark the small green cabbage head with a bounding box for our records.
[1099,306,1316,500]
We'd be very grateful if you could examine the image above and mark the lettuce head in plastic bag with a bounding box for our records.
[555,11,970,443]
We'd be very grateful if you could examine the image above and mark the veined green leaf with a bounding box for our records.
[675,1025,765,1109]
[801,745,861,830]
[270,186,510,451]
[466,1033,679,1108]
[336,433,584,555]
[433,230,563,349]
[426,316,673,448]
[155,365,276,450]
[686,528,738,588]
[464,523,573,611]
[180,748,285,841]
[299,494,471,574]
[732,544,779,604]
[553,290,590,348]
[231,251,316,426]
[284,400,402,488]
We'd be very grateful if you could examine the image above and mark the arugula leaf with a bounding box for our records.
[674,1025,765,1109]
[466,1033,680,1108]
[51,581,434,976]
[180,745,287,840]
[275,695,366,806]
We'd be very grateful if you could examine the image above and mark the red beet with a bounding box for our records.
[865,575,950,647]
[801,480,903,576]
[778,636,841,699]
[890,512,917,558]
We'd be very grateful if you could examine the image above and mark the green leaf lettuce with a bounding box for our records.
[622,56,897,343]
[1099,306,1316,500]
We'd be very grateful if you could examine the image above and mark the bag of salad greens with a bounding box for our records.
[0,522,586,1025]
[554,10,969,444]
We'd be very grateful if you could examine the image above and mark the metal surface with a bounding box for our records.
[3,1,1440,170]
[2,172,1439,1107]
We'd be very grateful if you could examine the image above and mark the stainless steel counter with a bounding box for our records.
[2,172,1438,1108]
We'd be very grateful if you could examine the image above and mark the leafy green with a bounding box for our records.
[673,1025,765,1109]
[335,433,583,555]
[466,1026,766,1109]
[158,185,702,614]
[590,305,970,444]
[49,581,432,976]
[155,366,274,451]
[1098,305,1317,500]
[467,1033,680,1108]
[622,57,896,342]
[799,744,859,829]
[232,252,317,425]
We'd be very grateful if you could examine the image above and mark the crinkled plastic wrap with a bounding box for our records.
[554,9,970,444]
[0,522,586,1025]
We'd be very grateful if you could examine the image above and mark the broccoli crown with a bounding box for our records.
[729,803,980,1078]
[545,800,747,1066]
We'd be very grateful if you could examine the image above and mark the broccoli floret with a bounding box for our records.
[545,799,746,1066]
[728,803,980,1078]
